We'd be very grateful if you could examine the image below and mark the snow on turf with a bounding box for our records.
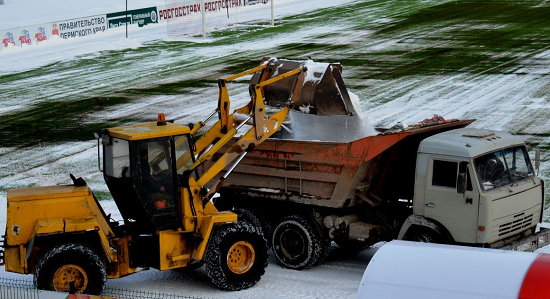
[0,0,368,298]
[1,0,549,297]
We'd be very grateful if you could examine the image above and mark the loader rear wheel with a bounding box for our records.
[272,215,322,270]
[206,222,268,291]
[34,243,106,295]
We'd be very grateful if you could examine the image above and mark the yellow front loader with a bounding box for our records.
[0,58,311,295]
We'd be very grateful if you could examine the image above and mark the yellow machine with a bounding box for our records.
[0,58,313,294]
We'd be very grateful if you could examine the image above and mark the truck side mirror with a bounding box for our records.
[457,161,469,194]
[457,173,466,194]
[535,149,540,176]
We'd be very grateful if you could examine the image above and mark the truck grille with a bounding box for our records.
[498,213,534,237]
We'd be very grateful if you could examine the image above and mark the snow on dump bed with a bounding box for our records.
[274,91,377,142]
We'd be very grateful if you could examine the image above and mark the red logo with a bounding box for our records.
[52,24,59,36]
[19,35,31,45]
[2,38,14,47]
[19,30,32,45]
[35,33,47,42]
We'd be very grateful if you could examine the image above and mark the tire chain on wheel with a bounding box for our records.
[312,236,332,266]
[34,243,107,295]
[271,215,325,270]
[233,208,264,235]
[205,221,268,291]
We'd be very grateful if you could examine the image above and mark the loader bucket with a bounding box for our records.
[251,57,357,116]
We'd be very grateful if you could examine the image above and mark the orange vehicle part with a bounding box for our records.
[203,119,475,208]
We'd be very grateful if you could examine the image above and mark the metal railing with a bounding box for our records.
[0,277,209,299]
[0,278,38,299]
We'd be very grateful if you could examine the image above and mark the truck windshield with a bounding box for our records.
[474,146,534,191]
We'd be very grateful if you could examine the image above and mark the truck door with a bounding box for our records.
[423,159,479,243]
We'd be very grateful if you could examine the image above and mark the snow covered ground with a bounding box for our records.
[1,0,550,297]
[0,0,371,298]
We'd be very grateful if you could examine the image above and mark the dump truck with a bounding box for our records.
[0,58,329,294]
[208,60,549,270]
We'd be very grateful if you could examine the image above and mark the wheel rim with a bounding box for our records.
[53,264,88,293]
[280,228,305,258]
[414,233,436,243]
[227,241,255,274]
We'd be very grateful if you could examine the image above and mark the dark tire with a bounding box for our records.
[405,228,443,244]
[334,238,369,252]
[34,243,106,295]
[206,222,268,291]
[186,260,205,270]
[172,259,205,272]
[312,237,332,266]
[256,213,274,248]
[233,208,273,248]
[271,215,323,270]
[233,208,263,235]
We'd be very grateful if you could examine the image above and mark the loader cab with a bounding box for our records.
[97,118,195,233]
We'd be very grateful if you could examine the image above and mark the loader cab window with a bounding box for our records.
[139,140,175,210]
[105,138,131,178]
[174,135,195,176]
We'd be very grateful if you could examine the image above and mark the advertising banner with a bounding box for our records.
[1,25,55,49]
[159,0,271,38]
[0,14,108,52]
[106,7,159,28]
[55,15,108,39]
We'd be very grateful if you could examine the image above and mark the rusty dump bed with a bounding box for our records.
[206,119,475,209]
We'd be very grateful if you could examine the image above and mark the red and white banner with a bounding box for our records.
[357,240,550,298]
[0,14,107,52]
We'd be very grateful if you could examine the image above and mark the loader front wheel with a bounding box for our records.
[34,243,106,295]
[206,222,268,291]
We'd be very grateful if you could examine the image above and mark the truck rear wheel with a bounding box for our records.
[206,222,268,291]
[272,215,323,270]
[34,243,106,295]
[312,237,332,266]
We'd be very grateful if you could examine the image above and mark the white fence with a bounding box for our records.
[162,0,272,39]
[1,1,275,52]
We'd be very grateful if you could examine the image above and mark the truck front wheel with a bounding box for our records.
[34,243,107,295]
[405,228,443,244]
[206,222,268,291]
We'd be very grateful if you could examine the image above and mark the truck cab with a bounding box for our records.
[400,128,547,249]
